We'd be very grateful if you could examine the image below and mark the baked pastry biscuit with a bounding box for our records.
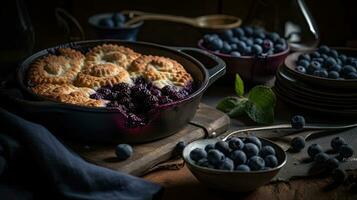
[129,55,193,88]
[75,63,133,89]
[31,83,107,107]
[28,48,84,85]
[85,44,140,69]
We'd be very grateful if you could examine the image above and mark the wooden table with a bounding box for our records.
[142,84,357,200]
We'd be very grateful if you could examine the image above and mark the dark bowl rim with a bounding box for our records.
[88,12,144,30]
[18,39,210,113]
[197,39,290,59]
[183,136,287,174]
[284,47,357,82]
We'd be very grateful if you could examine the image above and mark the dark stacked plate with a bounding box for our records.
[274,48,357,116]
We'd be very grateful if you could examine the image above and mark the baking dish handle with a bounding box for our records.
[174,47,226,86]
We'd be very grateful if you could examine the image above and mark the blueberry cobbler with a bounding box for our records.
[28,44,194,127]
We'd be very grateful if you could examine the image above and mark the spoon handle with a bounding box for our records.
[222,123,357,141]
[124,14,197,27]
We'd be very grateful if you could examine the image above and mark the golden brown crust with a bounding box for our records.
[75,63,133,89]
[28,48,84,85]
[129,55,193,88]
[31,84,107,107]
[85,44,140,69]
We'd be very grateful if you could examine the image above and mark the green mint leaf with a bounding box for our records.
[234,74,244,97]
[228,99,248,117]
[247,86,276,110]
[245,101,275,124]
[216,96,241,113]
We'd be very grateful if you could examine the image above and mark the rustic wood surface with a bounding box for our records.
[71,103,230,176]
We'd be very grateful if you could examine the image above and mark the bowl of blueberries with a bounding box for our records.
[198,26,290,84]
[284,45,357,89]
[183,136,287,192]
[88,12,143,41]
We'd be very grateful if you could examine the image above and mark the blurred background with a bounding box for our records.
[1,0,356,74]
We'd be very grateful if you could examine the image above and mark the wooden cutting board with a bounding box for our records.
[70,103,230,176]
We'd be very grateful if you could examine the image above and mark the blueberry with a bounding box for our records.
[230,43,238,50]
[204,144,215,152]
[244,46,252,55]
[260,146,276,157]
[235,164,250,172]
[243,26,254,36]
[228,137,244,150]
[307,61,321,74]
[230,51,241,57]
[236,41,247,52]
[330,64,342,72]
[243,143,259,158]
[313,69,328,78]
[339,54,347,63]
[332,168,347,183]
[341,65,356,75]
[253,31,266,39]
[244,136,262,150]
[318,45,330,54]
[196,158,214,168]
[207,149,225,166]
[331,137,346,151]
[312,57,324,63]
[247,156,265,170]
[252,44,263,55]
[111,13,126,26]
[264,155,278,168]
[327,71,339,79]
[205,37,223,51]
[297,59,310,68]
[346,72,357,79]
[328,49,339,58]
[290,136,306,152]
[267,32,280,42]
[190,148,207,162]
[254,38,263,45]
[339,144,354,158]
[326,157,339,170]
[310,51,321,59]
[115,144,133,160]
[221,29,234,40]
[320,54,329,60]
[314,152,329,163]
[336,58,342,65]
[217,158,234,171]
[98,17,115,28]
[325,57,337,67]
[158,96,173,105]
[244,38,254,46]
[262,39,273,51]
[296,66,306,73]
[230,150,247,165]
[215,141,230,155]
[291,115,305,129]
[220,42,232,54]
[307,144,323,158]
[346,57,355,65]
[274,44,286,53]
[233,27,245,38]
[174,141,186,155]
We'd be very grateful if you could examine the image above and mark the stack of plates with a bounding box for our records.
[274,50,357,116]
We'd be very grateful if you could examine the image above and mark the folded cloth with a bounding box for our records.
[0,107,163,200]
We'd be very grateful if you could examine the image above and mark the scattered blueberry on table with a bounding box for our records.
[115,144,133,160]
[290,136,306,152]
[307,144,323,159]
[291,115,305,129]
[201,26,288,57]
[189,136,279,171]
[294,45,357,79]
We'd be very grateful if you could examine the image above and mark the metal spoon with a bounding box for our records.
[221,123,357,141]
[122,10,242,31]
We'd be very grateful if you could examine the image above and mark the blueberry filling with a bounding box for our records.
[89,77,194,127]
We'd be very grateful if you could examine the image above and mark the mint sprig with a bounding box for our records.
[216,74,276,124]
